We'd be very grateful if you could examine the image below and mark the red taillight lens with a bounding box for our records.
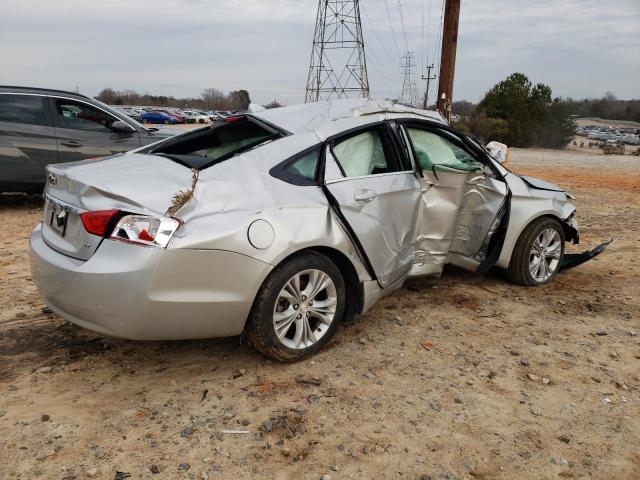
[138,228,154,242]
[224,116,244,123]
[80,209,121,237]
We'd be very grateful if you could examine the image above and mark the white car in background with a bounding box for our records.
[182,110,210,124]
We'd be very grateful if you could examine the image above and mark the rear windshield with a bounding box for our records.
[145,116,283,169]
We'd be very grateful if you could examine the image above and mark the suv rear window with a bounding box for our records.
[147,116,283,169]
[0,94,47,126]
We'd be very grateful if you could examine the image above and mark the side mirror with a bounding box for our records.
[110,120,135,133]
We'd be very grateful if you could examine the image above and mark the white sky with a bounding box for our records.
[0,0,638,105]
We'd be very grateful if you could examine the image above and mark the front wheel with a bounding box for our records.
[245,252,345,361]
[507,217,565,286]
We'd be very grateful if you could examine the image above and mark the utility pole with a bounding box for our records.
[305,1,369,102]
[436,0,460,121]
[421,63,436,110]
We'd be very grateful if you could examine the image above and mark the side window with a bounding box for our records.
[53,99,117,132]
[285,148,320,182]
[331,129,394,177]
[0,94,47,126]
[405,127,482,172]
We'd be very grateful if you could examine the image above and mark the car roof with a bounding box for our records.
[251,98,448,134]
[0,85,94,102]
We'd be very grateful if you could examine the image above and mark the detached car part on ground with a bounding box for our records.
[30,99,611,361]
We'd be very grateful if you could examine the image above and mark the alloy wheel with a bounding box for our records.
[529,228,562,282]
[273,269,337,349]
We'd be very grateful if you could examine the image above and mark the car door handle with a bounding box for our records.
[60,140,82,148]
[354,189,378,204]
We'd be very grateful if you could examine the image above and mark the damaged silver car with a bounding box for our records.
[30,99,609,361]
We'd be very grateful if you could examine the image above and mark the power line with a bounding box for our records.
[366,47,399,83]
[426,0,433,65]
[383,0,402,60]
[397,1,409,53]
[420,0,426,77]
[361,2,398,64]
[365,46,399,76]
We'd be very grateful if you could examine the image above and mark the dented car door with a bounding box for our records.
[324,124,421,288]
[401,124,508,274]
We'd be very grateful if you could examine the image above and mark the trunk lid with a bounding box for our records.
[42,153,194,260]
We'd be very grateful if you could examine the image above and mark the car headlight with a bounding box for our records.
[110,215,181,248]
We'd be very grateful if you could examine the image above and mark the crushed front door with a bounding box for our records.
[323,125,421,288]
[401,125,508,274]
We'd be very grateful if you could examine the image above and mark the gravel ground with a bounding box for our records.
[1,147,639,480]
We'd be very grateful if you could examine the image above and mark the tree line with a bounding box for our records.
[95,87,252,111]
[454,93,640,124]
[453,75,639,148]
[564,93,640,123]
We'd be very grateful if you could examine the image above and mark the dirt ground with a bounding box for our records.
[1,147,639,480]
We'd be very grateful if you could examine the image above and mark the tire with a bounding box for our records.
[245,251,346,362]
[164,119,169,124]
[507,217,565,286]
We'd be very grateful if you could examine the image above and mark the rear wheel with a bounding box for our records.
[245,252,345,361]
[507,217,565,286]
[164,119,169,124]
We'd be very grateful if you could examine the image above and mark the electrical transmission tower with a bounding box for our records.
[305,0,370,103]
[399,52,418,108]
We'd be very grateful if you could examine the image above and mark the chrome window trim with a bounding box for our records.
[325,170,416,185]
[0,91,137,132]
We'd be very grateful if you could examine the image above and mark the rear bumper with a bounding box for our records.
[29,225,272,340]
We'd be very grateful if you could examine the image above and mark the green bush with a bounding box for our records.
[473,73,576,148]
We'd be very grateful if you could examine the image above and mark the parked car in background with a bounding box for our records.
[114,107,143,122]
[30,98,609,361]
[182,110,209,124]
[154,109,185,124]
[140,111,177,125]
[206,111,224,122]
[0,86,173,193]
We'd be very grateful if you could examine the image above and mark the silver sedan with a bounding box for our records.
[30,99,609,361]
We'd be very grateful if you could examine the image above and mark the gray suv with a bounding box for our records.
[0,86,173,193]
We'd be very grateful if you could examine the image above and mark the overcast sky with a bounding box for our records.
[0,0,638,105]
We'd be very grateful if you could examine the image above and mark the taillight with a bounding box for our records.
[80,209,121,237]
[110,215,181,248]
